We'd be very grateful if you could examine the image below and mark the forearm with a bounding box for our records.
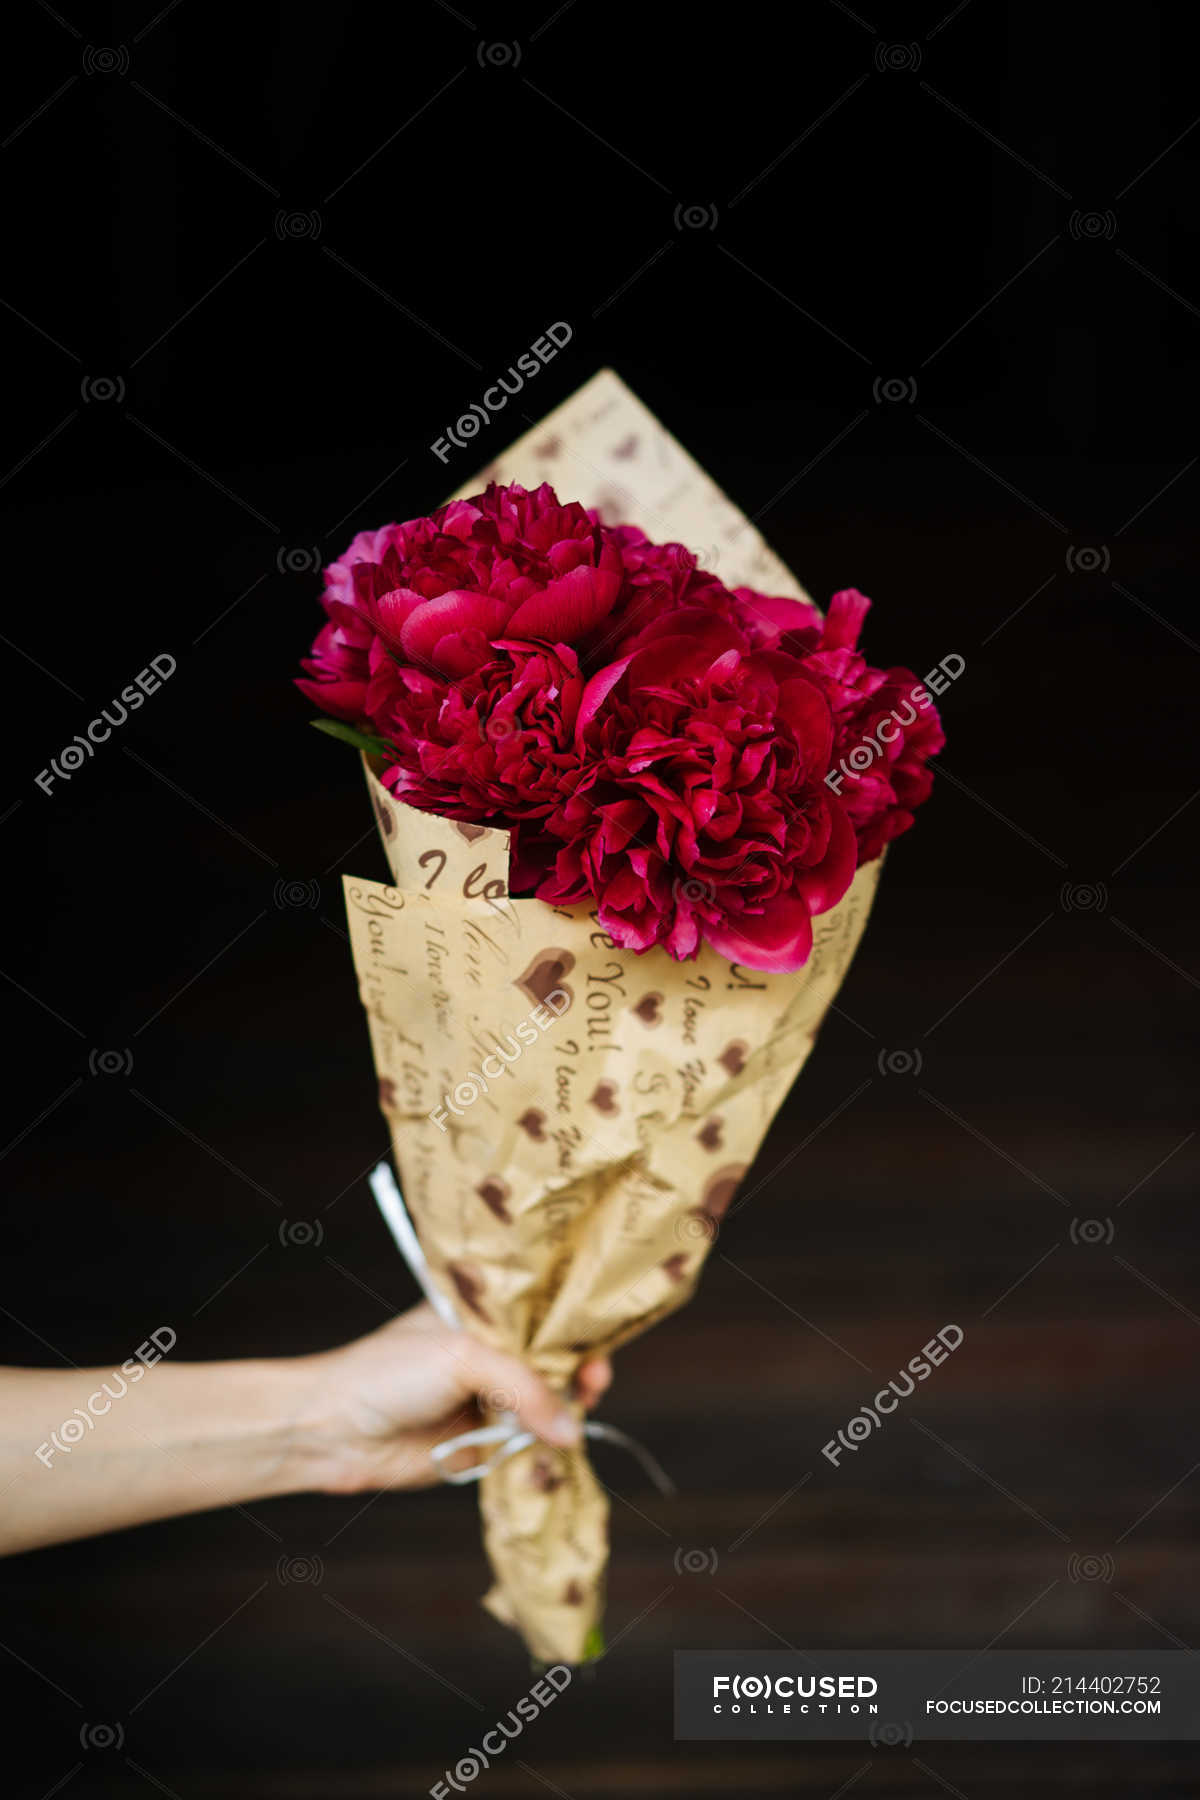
[0,1306,597,1555]
[0,1356,321,1554]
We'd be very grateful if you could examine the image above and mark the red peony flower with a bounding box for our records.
[298,485,942,971]
[593,524,731,653]
[535,613,858,971]
[725,586,945,862]
[295,524,402,722]
[297,482,622,726]
[298,484,629,862]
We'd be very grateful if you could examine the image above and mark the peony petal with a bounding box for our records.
[506,543,623,642]
[624,633,714,694]
[666,902,702,960]
[323,598,375,644]
[437,500,481,541]
[733,589,823,645]
[777,675,835,771]
[399,591,511,669]
[434,627,497,680]
[597,797,650,854]
[575,656,632,744]
[596,901,662,955]
[823,588,872,650]
[703,893,816,973]
[708,648,742,681]
[625,609,744,664]
[791,798,858,916]
[295,675,368,722]
[370,586,427,650]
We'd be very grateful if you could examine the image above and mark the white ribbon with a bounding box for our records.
[368,1161,458,1327]
[368,1161,675,1496]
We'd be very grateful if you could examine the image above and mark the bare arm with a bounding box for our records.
[0,1305,610,1556]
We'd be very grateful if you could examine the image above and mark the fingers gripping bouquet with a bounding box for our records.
[298,374,942,1663]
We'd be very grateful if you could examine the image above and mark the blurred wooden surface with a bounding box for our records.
[4,1063,1196,1796]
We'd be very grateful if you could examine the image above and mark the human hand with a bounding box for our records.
[296,1303,613,1495]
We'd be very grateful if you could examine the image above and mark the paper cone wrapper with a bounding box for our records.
[338,372,884,1663]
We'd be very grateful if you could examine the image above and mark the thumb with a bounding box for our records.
[450,1331,581,1449]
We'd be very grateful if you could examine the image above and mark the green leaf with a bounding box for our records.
[309,718,391,757]
[582,1624,607,1664]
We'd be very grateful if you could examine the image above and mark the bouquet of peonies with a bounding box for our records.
[299,373,942,1662]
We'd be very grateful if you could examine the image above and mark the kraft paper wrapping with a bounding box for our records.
[337,371,884,1662]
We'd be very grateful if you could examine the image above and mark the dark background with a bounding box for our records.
[2,0,1197,1794]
